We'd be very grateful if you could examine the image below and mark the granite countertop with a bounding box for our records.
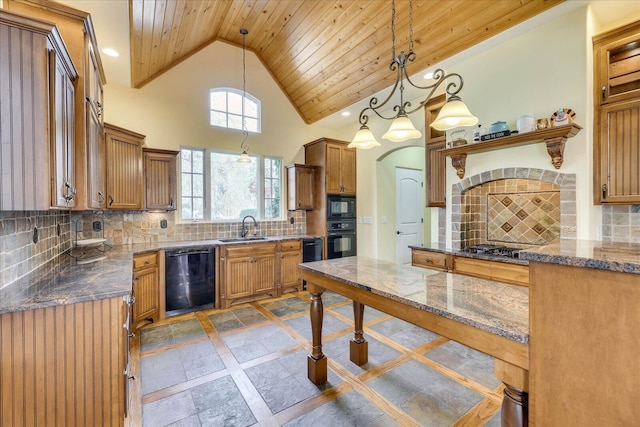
[519,239,640,274]
[410,242,529,266]
[300,256,529,344]
[0,235,319,315]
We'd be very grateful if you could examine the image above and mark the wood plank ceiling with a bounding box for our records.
[130,0,564,124]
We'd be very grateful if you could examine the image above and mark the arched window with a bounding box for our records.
[209,88,261,133]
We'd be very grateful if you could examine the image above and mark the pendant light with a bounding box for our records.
[237,28,251,163]
[350,0,477,149]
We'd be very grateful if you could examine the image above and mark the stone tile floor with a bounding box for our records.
[137,291,503,426]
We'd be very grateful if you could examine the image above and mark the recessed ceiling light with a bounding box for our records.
[423,72,434,80]
[341,111,351,117]
[102,48,119,57]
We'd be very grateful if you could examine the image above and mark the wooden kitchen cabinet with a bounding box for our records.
[0,296,129,426]
[132,252,160,328]
[279,239,302,293]
[593,20,640,204]
[219,242,278,308]
[4,0,107,211]
[87,107,106,208]
[286,164,315,210]
[105,123,145,210]
[326,142,356,194]
[0,10,77,211]
[411,248,451,272]
[424,94,446,207]
[49,31,78,209]
[144,148,179,211]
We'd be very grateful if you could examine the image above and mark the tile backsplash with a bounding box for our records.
[462,178,561,248]
[602,205,640,243]
[0,211,71,289]
[70,210,306,244]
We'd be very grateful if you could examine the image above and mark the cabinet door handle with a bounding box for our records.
[298,200,301,207]
[170,197,174,207]
[109,195,114,206]
[602,184,607,199]
[601,85,606,100]
[134,276,140,281]
[98,191,105,204]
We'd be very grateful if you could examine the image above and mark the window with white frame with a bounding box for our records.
[209,88,261,133]
[180,147,281,221]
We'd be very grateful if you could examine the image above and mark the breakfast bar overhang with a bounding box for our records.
[300,256,529,427]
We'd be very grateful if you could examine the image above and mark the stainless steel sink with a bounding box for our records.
[218,237,268,243]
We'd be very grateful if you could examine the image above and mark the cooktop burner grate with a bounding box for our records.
[463,244,521,258]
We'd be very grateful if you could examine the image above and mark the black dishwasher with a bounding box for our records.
[165,248,215,317]
[302,238,323,290]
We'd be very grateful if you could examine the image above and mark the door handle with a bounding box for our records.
[109,195,114,206]
[396,231,401,235]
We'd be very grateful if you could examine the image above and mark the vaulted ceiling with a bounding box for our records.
[130,0,564,124]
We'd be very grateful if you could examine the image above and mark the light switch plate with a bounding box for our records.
[381,216,388,224]
[363,216,373,224]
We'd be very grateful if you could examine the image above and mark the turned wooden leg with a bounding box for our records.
[307,286,327,385]
[501,384,528,427]
[350,300,368,365]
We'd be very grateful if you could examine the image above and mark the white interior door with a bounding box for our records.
[396,168,423,264]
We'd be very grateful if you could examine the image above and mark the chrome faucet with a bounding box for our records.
[241,215,258,238]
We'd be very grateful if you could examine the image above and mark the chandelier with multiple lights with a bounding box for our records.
[237,28,252,163]
[349,0,478,149]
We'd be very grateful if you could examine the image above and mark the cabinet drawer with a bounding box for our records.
[453,256,529,287]
[280,240,301,252]
[223,242,278,258]
[411,249,450,271]
[133,252,158,270]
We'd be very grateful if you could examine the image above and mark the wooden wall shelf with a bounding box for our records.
[439,123,582,178]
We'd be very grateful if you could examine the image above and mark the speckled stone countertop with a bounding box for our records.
[300,256,529,343]
[0,235,317,315]
[410,242,529,266]
[519,239,640,274]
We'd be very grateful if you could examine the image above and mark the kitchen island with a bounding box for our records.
[519,240,640,426]
[299,256,530,426]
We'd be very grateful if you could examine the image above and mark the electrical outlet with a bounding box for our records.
[160,219,168,229]
[92,221,102,232]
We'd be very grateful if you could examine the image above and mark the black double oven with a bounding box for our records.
[326,194,357,259]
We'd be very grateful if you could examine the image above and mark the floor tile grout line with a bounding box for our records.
[250,301,423,427]
[139,336,210,358]
[239,344,304,371]
[273,382,354,425]
[140,368,231,405]
[194,311,280,427]
[451,394,503,427]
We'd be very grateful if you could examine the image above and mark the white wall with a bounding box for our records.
[103,41,343,167]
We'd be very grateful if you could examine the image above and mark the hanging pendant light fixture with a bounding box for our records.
[237,28,252,163]
[349,0,478,149]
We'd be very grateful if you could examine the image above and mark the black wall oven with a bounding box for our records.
[327,195,356,219]
[327,219,357,259]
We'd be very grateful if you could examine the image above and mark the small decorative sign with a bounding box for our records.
[480,130,512,141]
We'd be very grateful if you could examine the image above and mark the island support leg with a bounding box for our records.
[501,385,528,427]
[494,359,528,427]
[350,300,368,365]
[307,285,327,385]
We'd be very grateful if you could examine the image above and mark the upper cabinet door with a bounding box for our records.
[340,147,356,195]
[424,94,446,207]
[594,21,640,106]
[144,149,178,211]
[286,165,314,210]
[87,108,106,209]
[105,124,144,210]
[326,143,356,195]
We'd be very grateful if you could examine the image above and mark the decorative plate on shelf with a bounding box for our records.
[550,108,576,126]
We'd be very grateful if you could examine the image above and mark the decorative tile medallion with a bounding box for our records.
[487,191,560,245]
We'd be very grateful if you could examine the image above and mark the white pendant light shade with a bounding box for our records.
[382,115,422,142]
[430,97,478,131]
[348,125,381,149]
[237,151,252,163]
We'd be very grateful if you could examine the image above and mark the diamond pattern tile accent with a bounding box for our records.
[487,191,560,245]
